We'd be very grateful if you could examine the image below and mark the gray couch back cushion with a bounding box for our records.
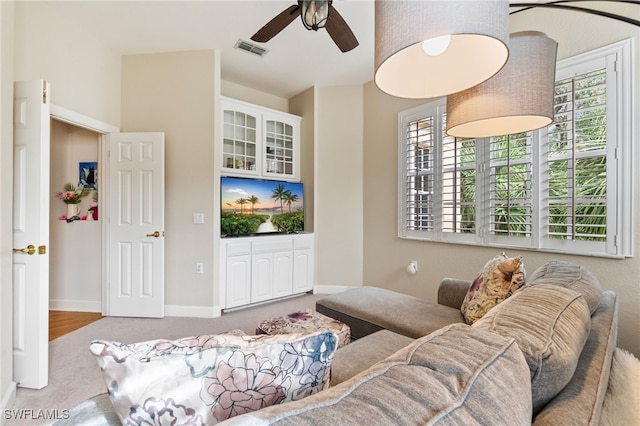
[222,323,532,425]
[473,284,591,414]
[528,260,601,314]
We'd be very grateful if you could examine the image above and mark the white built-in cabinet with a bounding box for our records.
[221,233,314,309]
[221,97,301,181]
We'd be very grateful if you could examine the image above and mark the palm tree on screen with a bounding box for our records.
[248,195,259,214]
[272,185,288,214]
[236,198,248,214]
[283,192,299,213]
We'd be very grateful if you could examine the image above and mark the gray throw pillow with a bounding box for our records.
[472,284,590,414]
[528,260,601,314]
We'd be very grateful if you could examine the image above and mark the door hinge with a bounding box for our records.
[42,81,47,104]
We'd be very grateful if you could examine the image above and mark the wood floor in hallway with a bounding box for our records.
[49,310,104,341]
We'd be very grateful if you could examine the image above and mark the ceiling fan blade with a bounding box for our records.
[324,5,359,52]
[251,5,301,43]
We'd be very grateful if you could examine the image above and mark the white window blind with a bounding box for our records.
[404,115,435,232]
[545,69,608,242]
[441,134,476,235]
[487,133,533,243]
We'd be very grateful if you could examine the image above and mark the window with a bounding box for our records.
[399,39,633,258]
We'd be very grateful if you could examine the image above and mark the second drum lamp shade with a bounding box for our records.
[374,0,510,99]
[446,31,559,138]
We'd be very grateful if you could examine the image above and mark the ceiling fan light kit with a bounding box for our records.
[251,0,359,52]
[301,0,330,30]
[374,0,510,99]
[446,31,558,138]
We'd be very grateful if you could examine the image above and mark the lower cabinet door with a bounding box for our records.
[272,251,293,298]
[293,248,313,293]
[225,255,251,308]
[251,253,273,303]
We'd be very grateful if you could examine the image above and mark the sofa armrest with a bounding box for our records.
[438,278,471,309]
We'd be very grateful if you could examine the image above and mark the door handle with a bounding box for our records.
[13,244,36,255]
[146,231,161,238]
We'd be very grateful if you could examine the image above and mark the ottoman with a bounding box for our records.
[256,308,351,348]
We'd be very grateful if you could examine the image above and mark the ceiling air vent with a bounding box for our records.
[234,39,268,57]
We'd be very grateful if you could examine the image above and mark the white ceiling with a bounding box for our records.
[41,0,376,99]
[35,1,553,99]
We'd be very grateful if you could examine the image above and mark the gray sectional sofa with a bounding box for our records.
[225,260,618,425]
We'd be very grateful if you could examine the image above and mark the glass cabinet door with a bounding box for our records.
[222,109,258,174]
[264,118,294,178]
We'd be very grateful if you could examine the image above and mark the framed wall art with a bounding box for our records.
[79,162,97,189]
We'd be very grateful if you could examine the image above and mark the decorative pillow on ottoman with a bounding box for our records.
[89,331,338,425]
[461,252,526,324]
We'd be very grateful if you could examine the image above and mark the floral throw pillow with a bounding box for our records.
[89,331,338,425]
[460,253,526,324]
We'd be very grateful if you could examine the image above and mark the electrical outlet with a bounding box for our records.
[196,262,204,274]
[406,260,418,275]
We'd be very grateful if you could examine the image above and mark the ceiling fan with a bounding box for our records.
[251,0,359,53]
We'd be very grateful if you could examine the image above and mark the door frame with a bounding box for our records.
[50,104,119,315]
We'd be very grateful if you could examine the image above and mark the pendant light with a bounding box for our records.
[446,31,558,138]
[374,0,510,99]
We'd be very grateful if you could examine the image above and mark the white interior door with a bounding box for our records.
[108,132,165,317]
[12,80,50,389]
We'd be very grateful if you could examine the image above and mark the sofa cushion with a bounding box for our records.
[528,260,601,314]
[316,286,464,340]
[222,324,533,425]
[89,331,338,425]
[532,291,618,426]
[472,284,591,414]
[330,330,414,386]
[461,253,526,324]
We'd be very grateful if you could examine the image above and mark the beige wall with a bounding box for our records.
[121,51,218,312]
[363,5,640,356]
[13,1,121,127]
[289,87,315,231]
[221,80,288,112]
[0,0,15,414]
[315,86,364,287]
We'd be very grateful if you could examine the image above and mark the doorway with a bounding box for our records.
[49,119,102,313]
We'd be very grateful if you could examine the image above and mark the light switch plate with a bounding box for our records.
[193,213,204,224]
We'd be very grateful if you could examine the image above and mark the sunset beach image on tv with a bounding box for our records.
[220,176,304,237]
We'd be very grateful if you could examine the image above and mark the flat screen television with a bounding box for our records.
[220,176,304,237]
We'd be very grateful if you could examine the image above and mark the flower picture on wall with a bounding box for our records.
[79,162,97,189]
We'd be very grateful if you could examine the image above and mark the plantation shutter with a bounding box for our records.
[441,133,477,238]
[404,115,435,232]
[543,67,609,252]
[486,132,534,246]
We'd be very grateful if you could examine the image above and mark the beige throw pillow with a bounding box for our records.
[461,253,526,324]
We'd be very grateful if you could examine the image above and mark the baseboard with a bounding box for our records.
[164,305,222,318]
[313,285,361,294]
[1,381,16,422]
[49,300,224,318]
[49,299,101,312]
